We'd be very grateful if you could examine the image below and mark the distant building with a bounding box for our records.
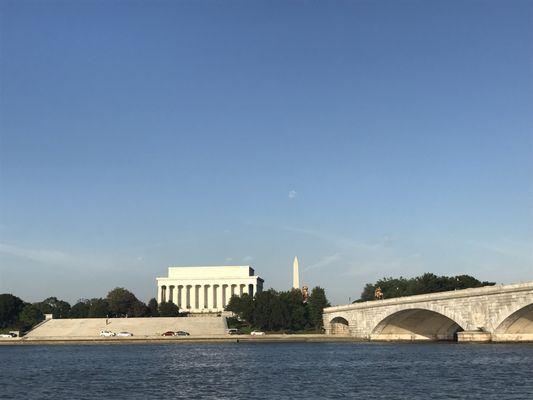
[156,266,264,313]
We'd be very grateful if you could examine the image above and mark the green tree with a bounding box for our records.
[269,292,289,330]
[226,288,330,332]
[358,273,496,301]
[290,289,308,330]
[34,297,71,319]
[359,283,376,302]
[106,288,139,317]
[453,274,495,290]
[253,290,282,331]
[0,294,25,328]
[18,304,44,330]
[88,298,109,318]
[158,302,179,317]
[279,289,308,331]
[132,301,149,317]
[147,298,159,316]
[226,293,254,322]
[307,287,330,330]
[70,299,90,318]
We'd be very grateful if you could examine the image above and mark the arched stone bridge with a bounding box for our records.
[323,281,533,342]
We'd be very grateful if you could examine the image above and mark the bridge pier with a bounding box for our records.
[370,333,441,341]
[456,331,492,342]
[492,333,533,342]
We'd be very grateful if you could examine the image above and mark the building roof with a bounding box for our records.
[157,265,262,280]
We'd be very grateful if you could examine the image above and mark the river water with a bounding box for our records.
[0,342,531,399]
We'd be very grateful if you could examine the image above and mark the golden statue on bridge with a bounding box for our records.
[302,285,309,303]
[374,286,384,300]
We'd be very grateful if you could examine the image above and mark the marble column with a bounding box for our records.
[191,285,196,311]
[211,285,218,311]
[195,285,201,310]
[221,284,227,308]
[195,285,201,311]
[177,285,183,308]
[216,284,223,311]
[186,285,191,309]
[248,284,254,298]
[203,285,210,309]
[168,286,174,303]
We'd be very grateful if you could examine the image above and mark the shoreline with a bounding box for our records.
[0,334,358,345]
[1,334,531,345]
[0,334,361,345]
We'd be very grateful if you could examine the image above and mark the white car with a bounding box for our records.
[116,332,133,337]
[0,333,14,338]
[250,331,265,336]
[99,330,116,337]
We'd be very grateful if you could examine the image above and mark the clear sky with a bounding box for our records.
[1,0,531,305]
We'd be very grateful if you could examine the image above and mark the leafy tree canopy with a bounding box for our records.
[358,273,496,302]
[88,298,110,318]
[18,304,44,330]
[132,301,149,317]
[34,297,71,319]
[307,287,331,329]
[0,294,25,329]
[226,287,330,332]
[147,298,159,317]
[158,301,179,317]
[226,293,254,322]
[70,299,90,319]
[106,288,140,317]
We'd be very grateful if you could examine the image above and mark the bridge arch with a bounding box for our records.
[494,303,533,340]
[371,308,464,341]
[329,316,350,335]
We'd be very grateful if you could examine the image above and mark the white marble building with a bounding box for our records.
[156,266,264,313]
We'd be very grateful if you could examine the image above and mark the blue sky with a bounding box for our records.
[1,0,531,305]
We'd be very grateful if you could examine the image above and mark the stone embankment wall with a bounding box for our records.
[23,316,228,339]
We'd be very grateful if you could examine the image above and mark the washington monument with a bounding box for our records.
[293,256,300,289]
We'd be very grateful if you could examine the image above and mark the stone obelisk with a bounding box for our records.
[292,256,300,289]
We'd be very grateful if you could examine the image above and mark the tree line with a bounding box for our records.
[0,287,180,332]
[225,287,330,332]
[1,285,331,333]
[357,273,495,302]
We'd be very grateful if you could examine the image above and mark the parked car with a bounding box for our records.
[250,331,265,336]
[162,331,176,336]
[0,333,15,338]
[227,328,242,335]
[175,331,190,336]
[99,330,115,337]
[116,332,133,337]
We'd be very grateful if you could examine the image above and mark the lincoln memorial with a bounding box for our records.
[156,266,264,313]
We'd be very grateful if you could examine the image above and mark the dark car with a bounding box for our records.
[162,331,176,336]
[175,331,190,336]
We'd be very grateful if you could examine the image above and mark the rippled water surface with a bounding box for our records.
[1,342,532,399]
